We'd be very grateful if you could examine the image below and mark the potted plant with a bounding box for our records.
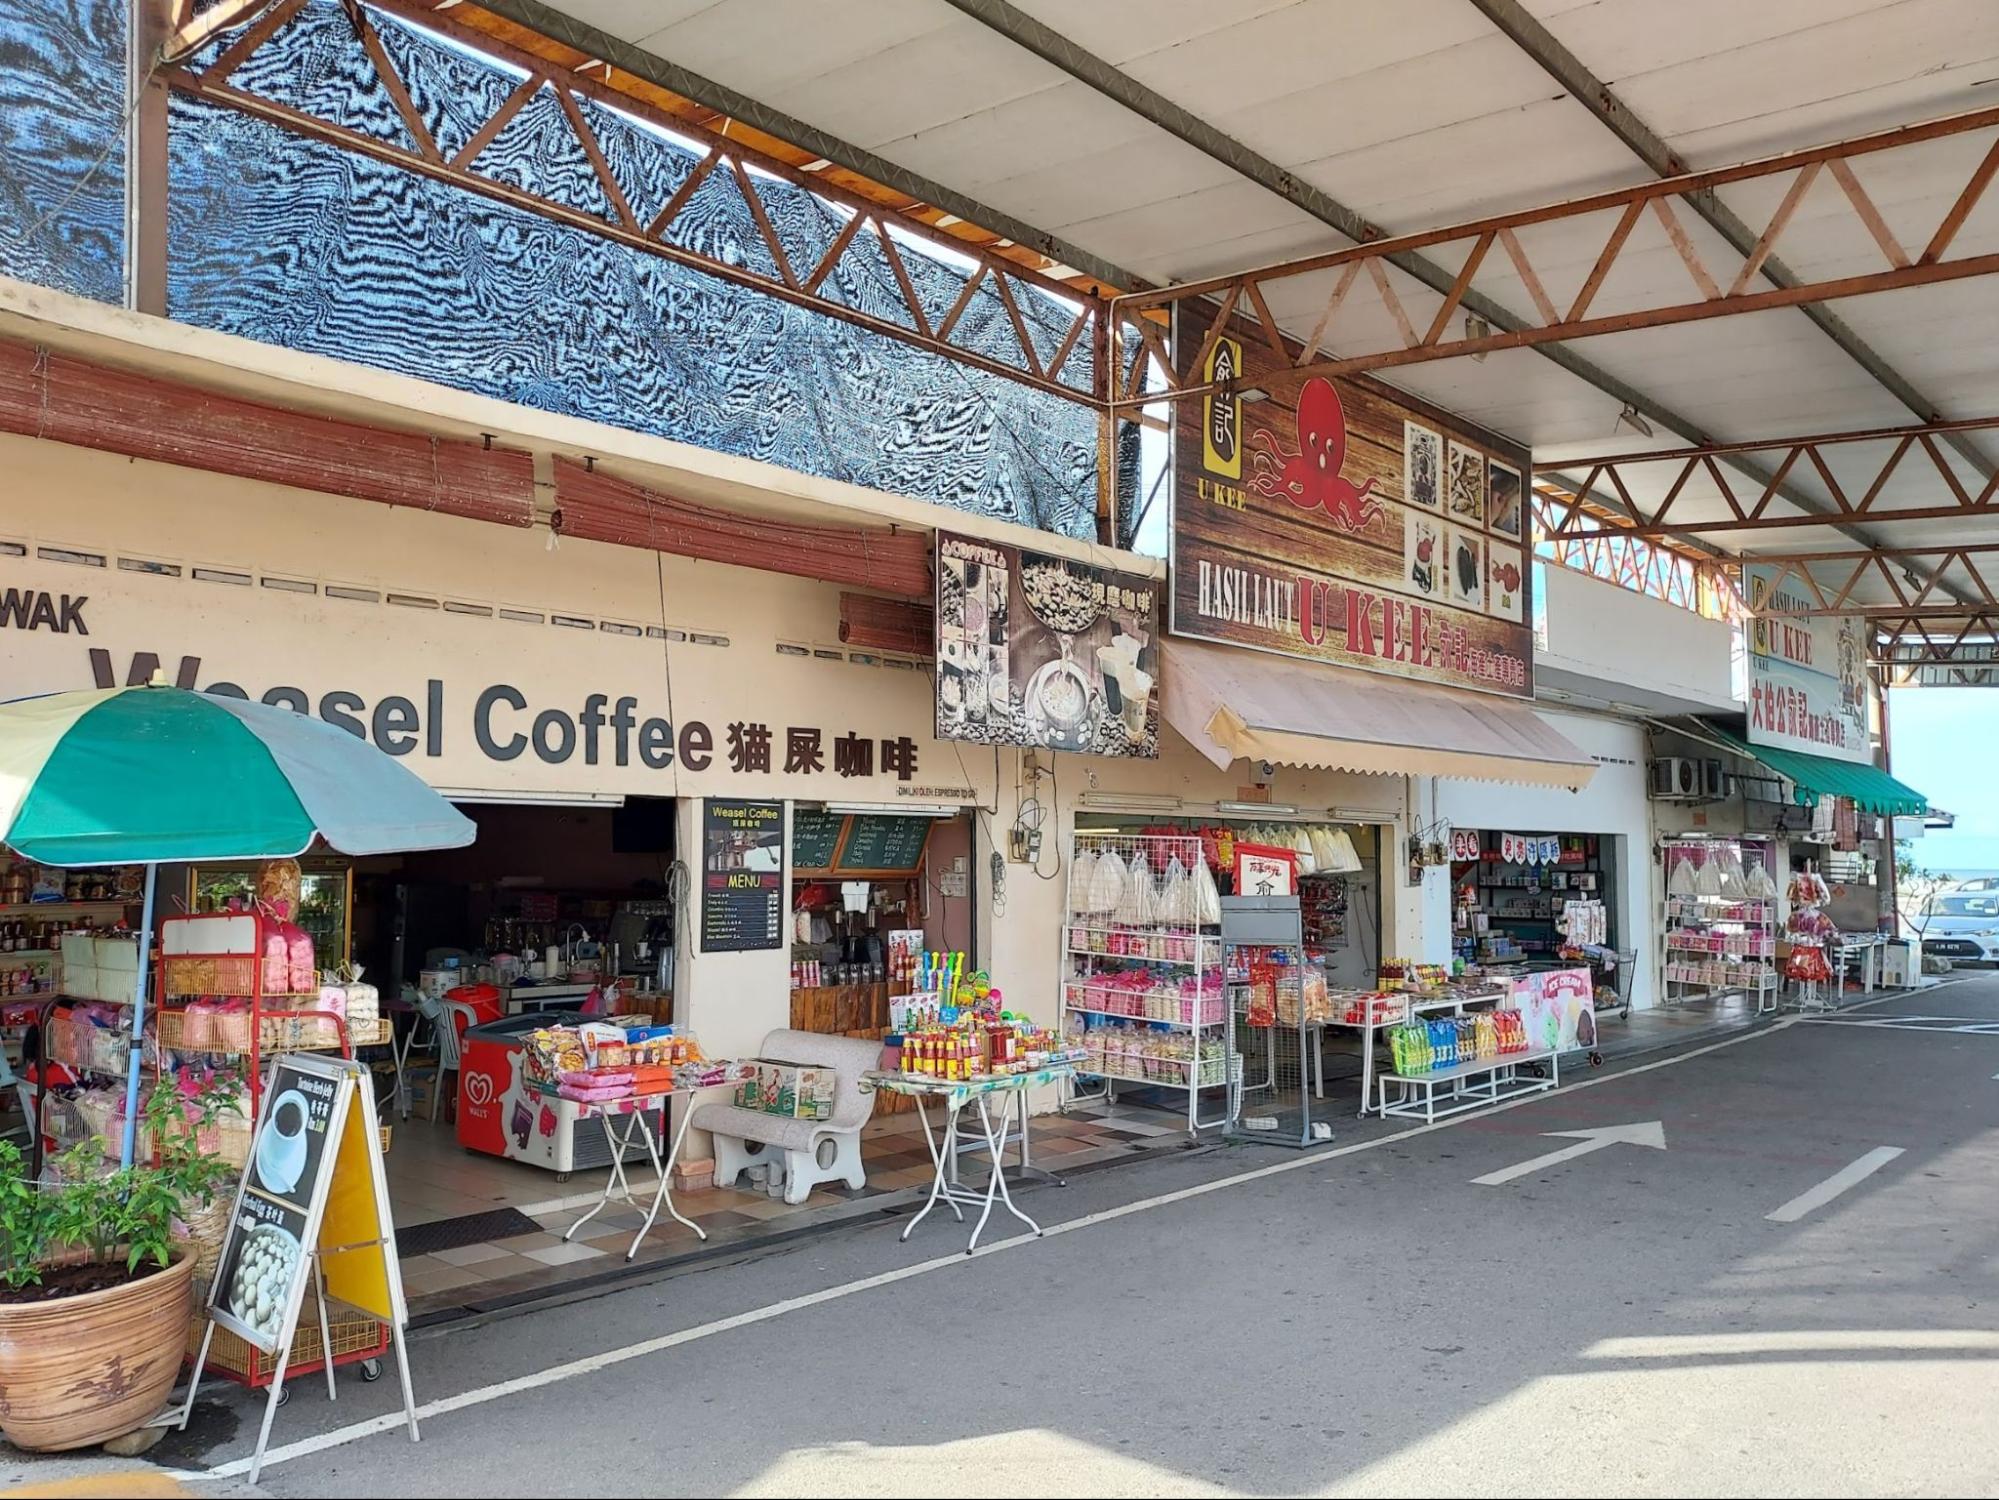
[0,1078,238,1451]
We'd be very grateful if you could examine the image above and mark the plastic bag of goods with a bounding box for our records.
[1192,857,1222,926]
[1291,826,1317,877]
[1069,849,1098,917]
[1087,848,1126,915]
[1668,855,1697,897]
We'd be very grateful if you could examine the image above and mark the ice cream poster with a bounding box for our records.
[935,532,1161,757]
[1508,967,1597,1053]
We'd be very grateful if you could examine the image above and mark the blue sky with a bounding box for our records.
[1890,688,1999,874]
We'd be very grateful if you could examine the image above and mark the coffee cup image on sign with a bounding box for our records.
[226,1221,301,1344]
[256,1089,311,1196]
[1404,514,1441,597]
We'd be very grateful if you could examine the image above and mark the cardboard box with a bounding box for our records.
[735,1058,837,1121]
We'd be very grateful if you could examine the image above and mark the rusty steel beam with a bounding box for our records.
[162,0,1107,411]
[1536,411,1999,549]
[1108,102,1999,405]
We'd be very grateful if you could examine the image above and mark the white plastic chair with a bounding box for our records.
[405,996,477,1123]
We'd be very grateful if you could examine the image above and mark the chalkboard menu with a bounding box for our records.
[834,815,932,874]
[701,799,784,952]
[791,808,846,871]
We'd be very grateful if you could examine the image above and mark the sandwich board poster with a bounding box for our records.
[1171,308,1535,700]
[191,1054,417,1482]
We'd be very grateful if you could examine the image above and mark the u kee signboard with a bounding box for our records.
[1744,565,1870,764]
[1170,306,1535,698]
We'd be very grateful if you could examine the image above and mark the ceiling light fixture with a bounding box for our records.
[1615,402,1655,439]
[1464,313,1492,360]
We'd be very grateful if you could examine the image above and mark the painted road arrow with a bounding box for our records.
[1472,1121,1667,1186]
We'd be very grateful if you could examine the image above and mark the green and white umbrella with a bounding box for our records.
[0,683,476,1165]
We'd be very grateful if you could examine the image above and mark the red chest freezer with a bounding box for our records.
[455,1012,623,1174]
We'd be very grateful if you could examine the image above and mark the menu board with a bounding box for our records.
[790,808,846,871]
[1171,302,1534,699]
[208,1058,340,1353]
[835,815,931,874]
[702,799,785,952]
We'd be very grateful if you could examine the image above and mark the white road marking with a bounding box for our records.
[1471,1120,1666,1186]
[1765,1146,1906,1223]
[203,1020,1795,1481]
[1802,1016,1999,1034]
[1585,1329,1999,1360]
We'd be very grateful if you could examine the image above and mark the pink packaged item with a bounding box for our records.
[260,922,290,995]
[314,984,348,1019]
[280,920,315,995]
[556,1081,634,1103]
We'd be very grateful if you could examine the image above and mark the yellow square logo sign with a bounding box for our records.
[1202,336,1243,479]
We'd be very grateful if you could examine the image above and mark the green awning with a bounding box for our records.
[1709,727,1928,818]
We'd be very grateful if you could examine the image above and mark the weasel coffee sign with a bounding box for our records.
[1171,307,1535,699]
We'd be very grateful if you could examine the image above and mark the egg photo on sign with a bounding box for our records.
[1489,543,1525,621]
[1448,527,1484,609]
[1403,512,1440,598]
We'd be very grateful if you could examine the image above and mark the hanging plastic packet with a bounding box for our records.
[1070,849,1097,918]
[1192,857,1222,926]
[1088,846,1125,916]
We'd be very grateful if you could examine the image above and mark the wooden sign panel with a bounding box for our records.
[1170,303,1535,699]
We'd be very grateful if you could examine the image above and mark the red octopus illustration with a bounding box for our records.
[1248,377,1382,533]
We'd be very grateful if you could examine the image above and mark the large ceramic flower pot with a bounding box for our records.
[0,1250,194,1452]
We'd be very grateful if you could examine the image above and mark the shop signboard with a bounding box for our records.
[1171,304,1535,699]
[0,480,992,806]
[1234,842,1298,897]
[934,531,1162,757]
[702,799,785,952]
[1743,565,1870,764]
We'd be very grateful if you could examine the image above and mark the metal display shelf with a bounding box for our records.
[1060,831,1230,1134]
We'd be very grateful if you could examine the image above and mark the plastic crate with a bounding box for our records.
[189,1306,388,1388]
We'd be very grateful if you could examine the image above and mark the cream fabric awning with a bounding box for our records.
[1162,639,1598,791]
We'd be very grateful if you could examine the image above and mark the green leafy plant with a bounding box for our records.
[0,1070,240,1291]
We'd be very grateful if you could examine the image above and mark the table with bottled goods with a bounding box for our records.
[866,1011,1084,1254]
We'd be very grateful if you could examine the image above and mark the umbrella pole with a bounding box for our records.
[118,862,158,1170]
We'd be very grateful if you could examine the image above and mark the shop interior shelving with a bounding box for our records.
[1061,831,1229,1134]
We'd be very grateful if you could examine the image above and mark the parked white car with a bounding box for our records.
[1907,890,1999,965]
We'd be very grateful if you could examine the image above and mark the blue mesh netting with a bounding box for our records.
[0,0,127,304]
[164,2,1126,537]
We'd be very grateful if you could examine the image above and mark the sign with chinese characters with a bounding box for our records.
[1744,566,1871,764]
[1450,829,1480,862]
[935,532,1161,756]
[1171,302,1535,699]
[702,799,785,952]
[1233,842,1298,898]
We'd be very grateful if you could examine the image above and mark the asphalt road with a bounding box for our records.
[42,980,1999,1498]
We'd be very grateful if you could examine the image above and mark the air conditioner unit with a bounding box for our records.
[1699,759,1731,798]
[1650,757,1699,799]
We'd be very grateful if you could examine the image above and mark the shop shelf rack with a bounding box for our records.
[1060,831,1230,1134]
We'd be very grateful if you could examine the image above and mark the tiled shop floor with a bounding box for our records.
[386,1103,1182,1318]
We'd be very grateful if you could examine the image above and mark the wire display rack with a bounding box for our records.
[1060,831,1231,1133]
